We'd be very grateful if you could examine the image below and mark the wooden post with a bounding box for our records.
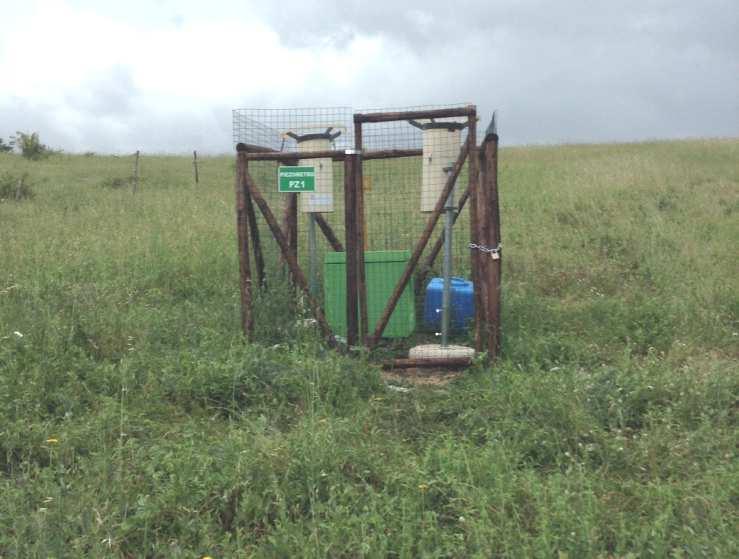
[354,106,475,124]
[467,112,484,352]
[15,177,23,201]
[367,136,471,347]
[193,150,199,185]
[244,188,266,288]
[284,193,298,264]
[475,153,491,355]
[235,150,253,339]
[344,152,359,346]
[479,116,501,358]
[242,169,338,348]
[353,121,369,342]
[132,150,140,193]
[235,145,266,289]
[244,148,421,162]
[314,213,344,252]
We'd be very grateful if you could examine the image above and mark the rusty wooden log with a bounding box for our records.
[245,149,343,162]
[344,152,359,346]
[235,152,253,339]
[243,170,338,348]
[354,106,475,124]
[243,147,421,162]
[381,357,472,370]
[313,213,344,252]
[367,136,471,347]
[362,148,422,160]
[479,116,502,358]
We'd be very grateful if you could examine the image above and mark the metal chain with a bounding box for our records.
[468,242,502,255]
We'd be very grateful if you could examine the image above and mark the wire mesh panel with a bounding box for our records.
[232,104,481,360]
[233,107,354,152]
[357,105,476,355]
[232,108,352,342]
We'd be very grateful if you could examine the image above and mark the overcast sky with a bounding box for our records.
[1,0,737,153]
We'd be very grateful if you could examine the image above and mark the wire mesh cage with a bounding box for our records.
[232,108,352,331]
[232,103,498,367]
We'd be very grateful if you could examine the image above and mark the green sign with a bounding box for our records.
[278,166,315,193]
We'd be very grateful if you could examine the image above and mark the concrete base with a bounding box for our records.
[408,344,475,360]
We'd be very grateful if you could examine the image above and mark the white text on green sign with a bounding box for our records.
[278,166,316,192]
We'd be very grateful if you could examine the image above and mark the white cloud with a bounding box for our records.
[0,0,736,153]
[0,0,388,152]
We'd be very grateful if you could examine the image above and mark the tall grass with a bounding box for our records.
[0,139,737,557]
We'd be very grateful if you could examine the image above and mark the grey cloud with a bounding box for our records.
[1,0,736,153]
[244,0,738,145]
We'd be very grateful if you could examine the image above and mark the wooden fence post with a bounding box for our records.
[235,148,254,339]
[467,111,484,352]
[478,115,501,358]
[193,150,199,185]
[283,194,298,265]
[344,151,359,346]
[133,150,140,193]
[353,121,369,342]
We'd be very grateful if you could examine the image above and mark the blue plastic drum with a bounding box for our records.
[423,277,475,331]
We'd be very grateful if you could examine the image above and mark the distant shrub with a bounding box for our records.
[0,138,13,153]
[0,173,34,201]
[11,131,56,160]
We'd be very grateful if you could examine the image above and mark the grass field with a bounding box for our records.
[1,138,737,557]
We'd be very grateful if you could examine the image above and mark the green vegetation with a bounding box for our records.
[1,139,737,557]
[0,172,33,201]
[9,131,55,160]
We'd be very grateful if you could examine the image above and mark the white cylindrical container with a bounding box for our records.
[298,138,334,213]
[420,128,461,213]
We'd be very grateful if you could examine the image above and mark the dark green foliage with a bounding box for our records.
[11,131,56,160]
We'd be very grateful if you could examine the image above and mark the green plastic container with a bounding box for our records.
[324,250,415,338]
